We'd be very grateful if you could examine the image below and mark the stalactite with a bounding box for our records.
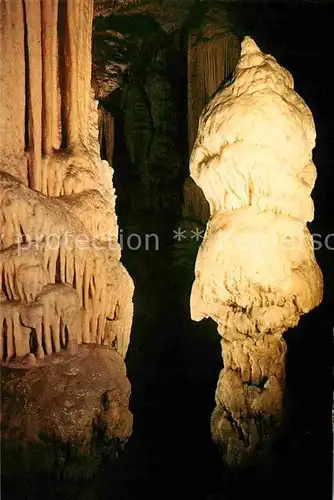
[98,107,115,167]
[0,242,55,303]
[0,223,132,361]
[41,0,61,154]
[0,0,27,184]
[98,109,103,150]
[66,0,94,148]
[24,0,43,191]
[123,80,153,175]
[187,24,241,154]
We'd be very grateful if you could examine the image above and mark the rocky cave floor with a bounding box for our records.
[2,208,332,500]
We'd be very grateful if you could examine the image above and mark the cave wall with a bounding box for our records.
[187,13,240,154]
[93,14,184,214]
[0,0,134,363]
[183,11,241,223]
[0,0,27,183]
[99,106,115,168]
[92,7,241,220]
[190,36,323,463]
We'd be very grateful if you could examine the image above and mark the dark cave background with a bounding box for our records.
[3,2,333,500]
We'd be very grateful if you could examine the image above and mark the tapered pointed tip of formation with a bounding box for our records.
[241,36,262,55]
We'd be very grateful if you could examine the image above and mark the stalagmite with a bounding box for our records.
[184,13,240,223]
[190,36,323,463]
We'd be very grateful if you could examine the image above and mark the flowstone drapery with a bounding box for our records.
[183,11,240,224]
[190,36,323,463]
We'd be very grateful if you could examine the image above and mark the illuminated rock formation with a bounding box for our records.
[187,13,240,154]
[190,36,323,463]
[0,0,134,364]
[0,0,135,486]
[183,11,240,223]
[0,1,134,474]
[0,0,27,184]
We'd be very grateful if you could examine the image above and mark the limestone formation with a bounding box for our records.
[0,0,134,365]
[0,0,27,184]
[189,36,323,463]
[183,12,240,223]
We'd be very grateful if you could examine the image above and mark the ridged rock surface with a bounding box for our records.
[1,345,132,442]
[183,12,240,223]
[0,0,134,364]
[1,345,132,479]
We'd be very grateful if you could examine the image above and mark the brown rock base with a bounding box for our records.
[1,345,132,486]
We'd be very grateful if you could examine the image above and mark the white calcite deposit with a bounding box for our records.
[189,36,323,462]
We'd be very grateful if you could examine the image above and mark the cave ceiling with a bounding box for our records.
[94,0,204,32]
[92,0,237,102]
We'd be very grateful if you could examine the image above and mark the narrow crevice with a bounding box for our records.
[2,319,8,360]
[29,329,38,356]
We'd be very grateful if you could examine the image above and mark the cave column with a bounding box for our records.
[0,0,134,363]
